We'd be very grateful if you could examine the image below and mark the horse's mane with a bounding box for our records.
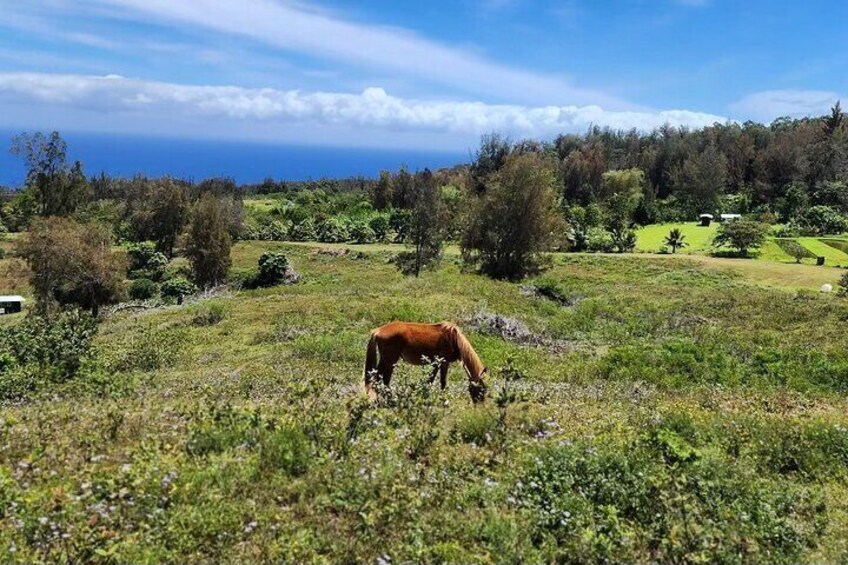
[443,322,485,378]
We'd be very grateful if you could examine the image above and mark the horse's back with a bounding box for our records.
[374,321,455,361]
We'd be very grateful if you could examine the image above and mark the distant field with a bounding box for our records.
[636,222,848,267]
[635,222,718,254]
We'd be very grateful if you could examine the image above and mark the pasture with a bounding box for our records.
[2,242,848,562]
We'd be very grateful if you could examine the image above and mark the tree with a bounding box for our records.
[395,169,445,276]
[11,131,89,218]
[664,228,688,253]
[470,133,512,194]
[184,194,232,288]
[673,143,728,214]
[391,166,414,209]
[16,217,125,316]
[123,177,190,257]
[372,171,393,210]
[461,152,563,280]
[712,219,769,257]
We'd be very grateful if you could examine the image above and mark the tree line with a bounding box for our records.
[4,104,848,314]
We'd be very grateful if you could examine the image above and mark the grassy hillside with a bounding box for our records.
[2,243,848,562]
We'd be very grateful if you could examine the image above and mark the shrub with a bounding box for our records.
[515,439,826,563]
[369,214,391,242]
[800,205,848,235]
[160,276,196,303]
[128,278,158,300]
[191,302,227,326]
[288,218,316,241]
[315,217,350,243]
[349,220,377,244]
[258,425,311,476]
[107,325,183,373]
[839,270,848,295]
[127,241,168,281]
[586,226,615,253]
[0,310,98,400]
[256,251,292,287]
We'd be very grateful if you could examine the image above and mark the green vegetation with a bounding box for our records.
[636,222,718,254]
[1,242,848,562]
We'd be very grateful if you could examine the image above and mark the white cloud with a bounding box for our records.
[0,72,728,147]
[730,90,841,122]
[69,0,631,108]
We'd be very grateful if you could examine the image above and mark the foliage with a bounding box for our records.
[395,169,444,276]
[0,310,98,400]
[126,241,168,281]
[315,217,350,243]
[122,177,190,257]
[256,251,298,288]
[128,278,158,301]
[712,219,770,257]
[371,170,393,210]
[664,227,688,253]
[184,194,233,288]
[11,131,89,218]
[348,219,376,244]
[462,151,563,280]
[160,276,196,302]
[16,217,126,316]
[368,214,391,242]
[516,436,826,563]
[800,205,848,235]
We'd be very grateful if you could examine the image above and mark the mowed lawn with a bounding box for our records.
[636,222,718,254]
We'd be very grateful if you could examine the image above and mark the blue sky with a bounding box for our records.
[0,0,845,150]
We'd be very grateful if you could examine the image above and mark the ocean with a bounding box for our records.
[0,130,470,187]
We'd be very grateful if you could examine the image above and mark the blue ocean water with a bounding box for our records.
[0,130,469,187]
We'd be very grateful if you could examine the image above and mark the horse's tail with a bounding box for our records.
[364,330,379,390]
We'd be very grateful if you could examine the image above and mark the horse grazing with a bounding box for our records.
[364,321,487,402]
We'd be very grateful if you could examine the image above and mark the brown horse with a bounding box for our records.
[364,321,487,402]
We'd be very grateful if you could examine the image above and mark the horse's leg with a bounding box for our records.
[429,364,439,386]
[378,360,395,387]
[439,363,449,390]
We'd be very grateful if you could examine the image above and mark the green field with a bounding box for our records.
[636,223,848,268]
[635,222,719,254]
[3,242,848,562]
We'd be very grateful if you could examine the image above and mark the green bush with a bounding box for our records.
[349,220,376,244]
[127,241,168,281]
[369,214,391,242]
[191,302,227,326]
[451,409,498,445]
[515,439,826,563]
[128,278,158,300]
[160,276,196,303]
[0,310,98,400]
[288,218,316,241]
[801,205,848,235]
[257,252,290,286]
[315,217,350,243]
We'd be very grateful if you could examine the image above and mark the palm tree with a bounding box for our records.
[664,228,688,254]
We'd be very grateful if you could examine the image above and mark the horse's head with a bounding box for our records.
[467,366,487,403]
